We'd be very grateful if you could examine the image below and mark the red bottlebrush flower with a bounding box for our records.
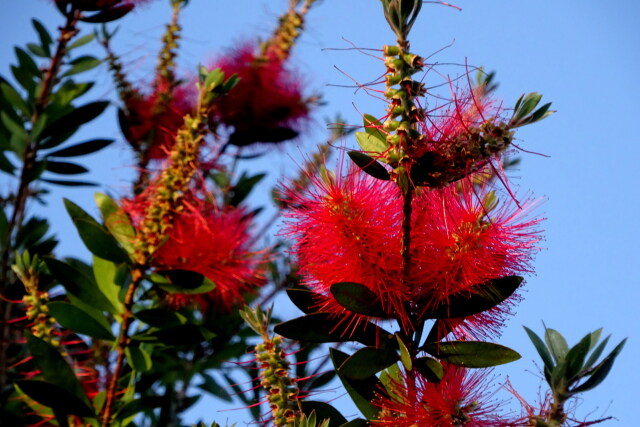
[121,190,267,311]
[121,78,196,160]
[282,162,409,328]
[209,44,310,147]
[373,364,514,426]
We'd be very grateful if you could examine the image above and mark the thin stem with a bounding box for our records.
[100,267,144,427]
[0,7,81,395]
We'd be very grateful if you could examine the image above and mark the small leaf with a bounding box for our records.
[355,132,388,155]
[0,82,30,116]
[363,114,386,140]
[330,282,387,317]
[134,324,215,346]
[339,347,399,380]
[151,270,216,295]
[95,192,135,254]
[584,335,611,369]
[64,198,128,263]
[134,308,187,328]
[81,4,134,23]
[16,381,95,417]
[286,286,320,314]
[125,345,152,372]
[62,56,102,77]
[300,401,347,427]
[41,178,97,187]
[573,338,626,393]
[15,47,41,78]
[40,101,109,143]
[45,160,89,175]
[423,341,521,368]
[524,326,555,370]
[414,357,444,382]
[47,138,114,157]
[47,301,115,340]
[27,43,49,58]
[32,19,53,54]
[331,348,380,420]
[114,396,165,421]
[92,256,125,314]
[348,151,390,181]
[565,332,591,380]
[67,33,96,50]
[545,328,569,363]
[396,334,412,370]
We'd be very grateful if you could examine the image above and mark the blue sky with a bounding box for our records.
[2,0,639,425]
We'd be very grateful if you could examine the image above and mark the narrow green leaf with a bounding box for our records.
[573,339,626,393]
[81,4,134,23]
[47,138,114,157]
[135,324,216,346]
[348,151,390,181]
[524,326,554,370]
[47,301,115,340]
[41,178,97,187]
[545,328,569,363]
[16,381,95,417]
[92,256,125,313]
[423,341,521,368]
[41,101,109,142]
[32,19,53,54]
[584,335,611,369]
[44,256,117,314]
[331,348,380,420]
[45,160,89,175]
[300,401,347,427]
[355,132,388,155]
[339,347,399,380]
[24,333,92,411]
[513,92,542,121]
[95,192,136,254]
[330,282,387,317]
[63,198,128,263]
[114,396,165,421]
[67,33,96,50]
[286,286,319,314]
[62,56,102,77]
[27,43,49,58]
[565,333,592,380]
[0,82,30,116]
[15,47,41,78]
[134,308,187,328]
[125,345,152,372]
[363,114,386,140]
[151,270,216,294]
[395,334,412,370]
[414,357,444,382]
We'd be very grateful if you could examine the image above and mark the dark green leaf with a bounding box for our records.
[330,282,387,317]
[134,324,215,346]
[24,333,93,411]
[44,256,117,314]
[565,332,591,380]
[47,139,113,157]
[301,401,347,427]
[81,4,134,23]
[524,326,554,370]
[286,286,319,314]
[11,64,35,94]
[40,101,109,142]
[64,198,128,263]
[423,341,521,368]
[115,396,165,421]
[47,301,115,340]
[424,276,523,319]
[229,172,266,206]
[414,357,444,382]
[134,308,187,328]
[45,160,88,175]
[41,178,97,186]
[395,334,412,370]
[16,380,95,417]
[95,192,136,253]
[545,328,569,363]
[331,348,380,420]
[0,82,30,116]
[151,269,216,294]
[348,151,390,180]
[274,313,394,348]
[32,19,53,54]
[125,345,152,372]
[27,43,49,58]
[584,335,610,369]
[15,47,41,78]
[0,151,15,174]
[62,56,101,77]
[339,347,399,380]
[67,33,96,50]
[573,339,626,393]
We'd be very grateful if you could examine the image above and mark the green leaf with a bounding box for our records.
[513,92,542,121]
[15,47,41,78]
[339,347,399,380]
[81,4,134,24]
[414,356,444,382]
[330,282,387,317]
[134,308,187,328]
[423,341,521,368]
[32,19,53,55]
[0,82,30,116]
[545,328,569,363]
[114,396,165,421]
[27,43,49,58]
[151,269,216,294]
[524,326,554,371]
[67,33,96,50]
[125,345,152,372]
[363,114,386,140]
[424,276,523,319]
[47,138,114,157]
[565,332,592,380]
[63,198,128,263]
[573,338,626,393]
[44,256,117,314]
[286,286,319,314]
[95,192,136,254]
[16,381,95,417]
[395,334,412,370]
[584,335,610,369]
[134,324,215,346]
[331,348,380,420]
[274,313,394,347]
[348,151,390,181]
[92,256,125,314]
[301,401,347,427]
[47,301,115,341]
[62,56,102,77]
[40,101,109,143]
[45,160,89,175]
[355,132,388,155]
[41,178,97,187]
[0,151,15,174]
[197,374,233,402]
[24,333,93,412]
[229,171,266,206]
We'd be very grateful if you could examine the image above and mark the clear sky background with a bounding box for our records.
[1,0,639,425]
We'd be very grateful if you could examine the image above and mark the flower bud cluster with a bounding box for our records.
[255,336,300,427]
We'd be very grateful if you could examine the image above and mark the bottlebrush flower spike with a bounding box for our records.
[122,190,267,311]
[373,364,514,426]
[209,44,310,147]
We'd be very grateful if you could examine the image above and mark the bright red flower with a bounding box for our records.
[121,190,267,311]
[121,79,196,160]
[209,44,310,147]
[373,364,514,426]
